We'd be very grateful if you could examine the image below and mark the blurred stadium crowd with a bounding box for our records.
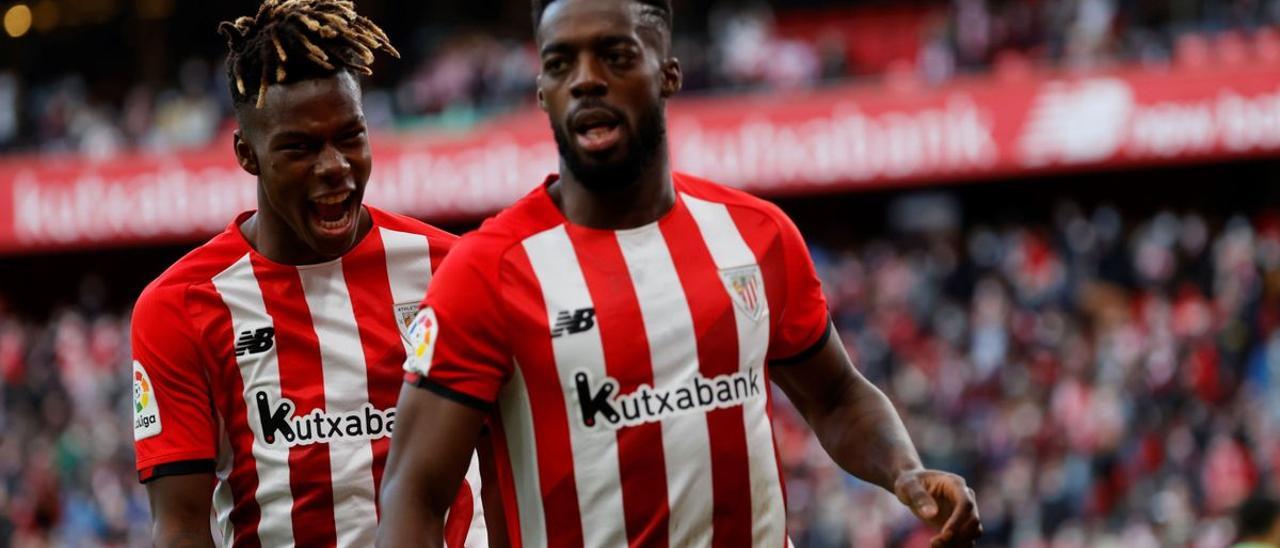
[777,195,1280,546]
[1,191,1277,546]
[2,0,1280,156]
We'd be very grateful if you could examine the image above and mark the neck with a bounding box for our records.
[551,146,675,230]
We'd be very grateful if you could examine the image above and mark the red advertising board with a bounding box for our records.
[1,62,1278,254]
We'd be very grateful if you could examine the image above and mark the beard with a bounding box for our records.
[552,101,667,193]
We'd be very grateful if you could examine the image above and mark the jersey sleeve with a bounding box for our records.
[766,210,832,364]
[132,283,217,482]
[404,237,512,409]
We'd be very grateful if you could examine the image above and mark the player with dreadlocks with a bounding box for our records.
[130,1,485,546]
[380,0,981,546]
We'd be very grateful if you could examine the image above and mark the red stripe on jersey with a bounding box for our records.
[505,245,585,547]
[205,279,266,548]
[478,421,517,548]
[339,229,402,516]
[444,478,474,548]
[731,207,794,546]
[566,229,671,547]
[661,207,754,548]
[251,256,338,547]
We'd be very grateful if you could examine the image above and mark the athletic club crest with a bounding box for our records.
[394,301,422,344]
[720,265,765,321]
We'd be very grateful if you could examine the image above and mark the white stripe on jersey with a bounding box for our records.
[522,226,628,548]
[500,363,548,546]
[613,225,714,546]
[460,454,489,547]
[213,411,235,548]
[683,194,787,546]
[211,253,297,547]
[380,228,434,304]
[297,261,379,548]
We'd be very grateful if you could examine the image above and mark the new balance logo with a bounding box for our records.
[573,368,764,430]
[254,391,395,447]
[551,308,596,338]
[235,327,275,356]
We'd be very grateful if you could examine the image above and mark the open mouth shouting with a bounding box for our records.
[309,189,358,238]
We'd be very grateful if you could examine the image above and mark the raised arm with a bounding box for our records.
[770,326,982,547]
[377,383,488,548]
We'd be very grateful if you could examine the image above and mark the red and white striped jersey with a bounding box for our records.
[132,206,486,547]
[407,173,830,547]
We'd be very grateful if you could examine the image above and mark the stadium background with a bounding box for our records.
[2,0,1279,546]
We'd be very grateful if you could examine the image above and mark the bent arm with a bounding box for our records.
[145,472,216,548]
[770,325,922,491]
[377,383,488,548]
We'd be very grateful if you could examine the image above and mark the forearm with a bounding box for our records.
[808,376,922,492]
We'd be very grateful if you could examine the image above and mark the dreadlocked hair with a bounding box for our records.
[218,0,400,109]
[532,0,673,38]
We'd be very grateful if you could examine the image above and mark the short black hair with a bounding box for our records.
[532,0,673,39]
[1238,496,1280,539]
[218,0,399,109]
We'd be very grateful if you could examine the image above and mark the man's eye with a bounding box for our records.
[544,58,567,73]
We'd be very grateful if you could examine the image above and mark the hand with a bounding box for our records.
[893,469,982,547]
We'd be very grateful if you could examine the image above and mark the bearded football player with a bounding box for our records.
[380,0,981,546]
[130,1,484,546]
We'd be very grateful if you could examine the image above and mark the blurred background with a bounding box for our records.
[1,0,1280,546]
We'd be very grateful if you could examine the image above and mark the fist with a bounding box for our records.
[893,469,982,547]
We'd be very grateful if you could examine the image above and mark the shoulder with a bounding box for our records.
[674,171,795,232]
[435,191,562,287]
[460,190,561,263]
[367,205,459,246]
[134,230,246,333]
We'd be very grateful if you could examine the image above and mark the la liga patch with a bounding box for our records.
[403,307,438,376]
[132,360,162,440]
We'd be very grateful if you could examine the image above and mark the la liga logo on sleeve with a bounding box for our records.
[132,360,162,440]
[402,307,438,376]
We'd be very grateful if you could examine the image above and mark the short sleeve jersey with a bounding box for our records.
[405,172,829,547]
[132,206,485,547]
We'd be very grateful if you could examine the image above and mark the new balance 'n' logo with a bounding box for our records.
[551,308,595,338]
[235,327,275,356]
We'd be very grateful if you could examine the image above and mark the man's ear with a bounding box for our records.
[660,57,682,98]
[233,129,259,176]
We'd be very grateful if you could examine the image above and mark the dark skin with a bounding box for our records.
[146,474,216,548]
[538,1,681,228]
[379,1,982,546]
[145,70,374,548]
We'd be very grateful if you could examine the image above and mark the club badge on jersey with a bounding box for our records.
[720,265,766,322]
[403,307,439,376]
[395,300,423,345]
[133,360,162,440]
